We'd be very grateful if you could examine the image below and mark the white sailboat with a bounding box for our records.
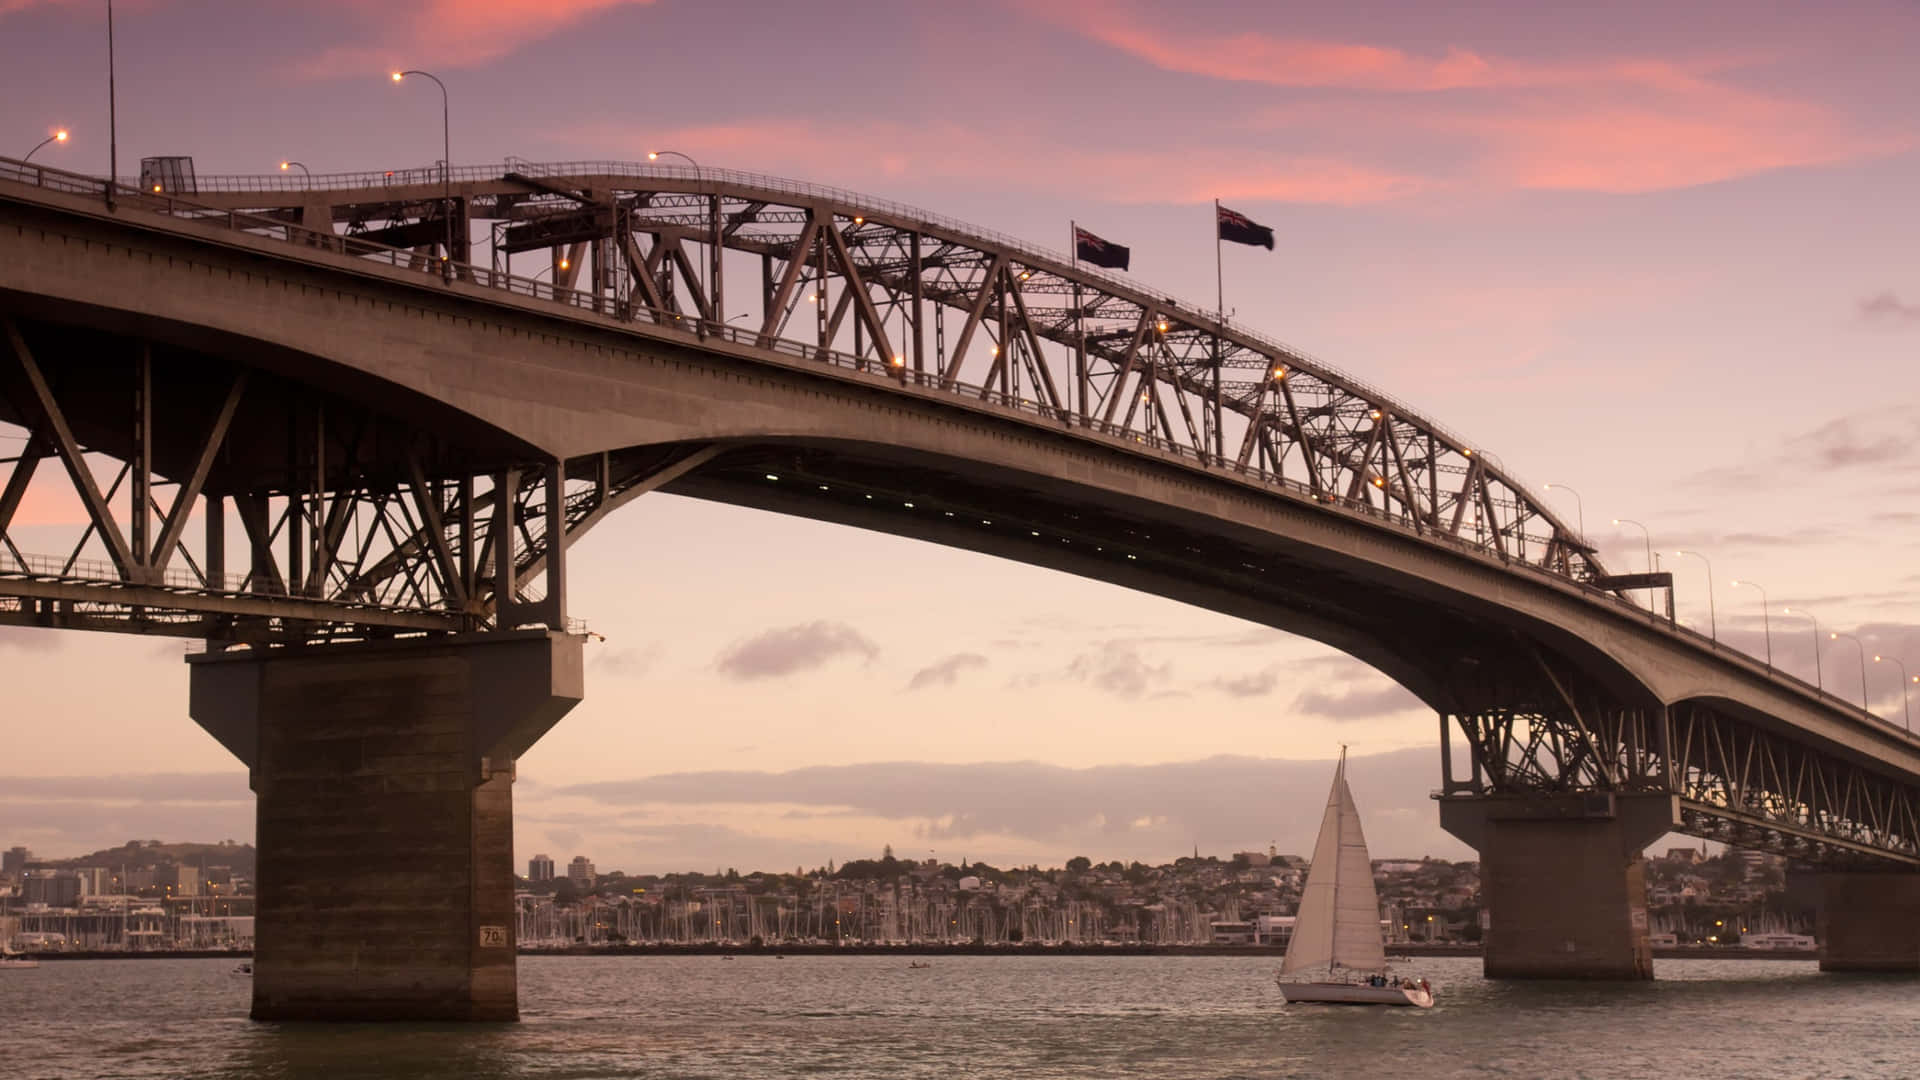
[1275,748,1432,1008]
[0,944,38,971]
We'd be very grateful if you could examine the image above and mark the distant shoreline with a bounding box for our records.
[17,943,1816,962]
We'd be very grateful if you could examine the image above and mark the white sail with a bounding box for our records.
[1280,750,1386,975]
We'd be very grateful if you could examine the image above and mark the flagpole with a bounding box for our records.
[1071,220,1085,427]
[107,0,118,209]
[1212,199,1224,462]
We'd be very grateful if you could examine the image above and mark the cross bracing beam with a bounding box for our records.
[0,313,592,644]
[104,159,1593,586]
[1442,698,1920,867]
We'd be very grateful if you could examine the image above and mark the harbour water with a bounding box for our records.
[4,955,1917,1079]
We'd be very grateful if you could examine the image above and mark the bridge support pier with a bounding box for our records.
[1440,793,1677,979]
[1819,873,1920,972]
[188,631,583,1021]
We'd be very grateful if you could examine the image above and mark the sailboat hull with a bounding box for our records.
[1278,982,1432,1008]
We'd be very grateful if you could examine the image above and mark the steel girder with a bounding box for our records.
[141,159,1604,587]
[1443,698,1920,867]
[0,313,597,642]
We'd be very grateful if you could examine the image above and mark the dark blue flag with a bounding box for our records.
[1217,205,1274,250]
[1075,226,1130,271]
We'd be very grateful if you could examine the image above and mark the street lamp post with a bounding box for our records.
[1730,580,1771,669]
[1873,654,1912,733]
[1673,550,1716,641]
[391,70,452,277]
[279,160,312,188]
[23,129,69,163]
[1612,518,1654,612]
[648,150,713,323]
[1543,483,1584,540]
[1830,631,1870,713]
[1782,607,1822,691]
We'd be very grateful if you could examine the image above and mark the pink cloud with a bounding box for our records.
[1041,2,1905,193]
[1035,0,1754,94]
[294,0,657,77]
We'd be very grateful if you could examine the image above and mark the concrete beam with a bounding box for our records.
[188,631,583,1021]
[1819,873,1920,973]
[1442,793,1678,979]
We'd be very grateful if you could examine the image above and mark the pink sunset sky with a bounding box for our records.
[2,0,1917,872]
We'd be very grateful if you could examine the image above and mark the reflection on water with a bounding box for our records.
[5,955,1917,1079]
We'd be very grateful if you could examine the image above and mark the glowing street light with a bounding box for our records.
[1673,550,1716,641]
[1612,518,1654,612]
[23,129,68,163]
[1730,580,1771,669]
[1543,483,1584,541]
[1830,630,1871,713]
[278,160,311,188]
[390,69,453,276]
[1781,607,1823,691]
[1872,654,1912,733]
[648,149,712,315]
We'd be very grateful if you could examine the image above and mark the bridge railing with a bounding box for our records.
[4,158,1900,735]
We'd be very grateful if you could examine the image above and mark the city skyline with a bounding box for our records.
[3,0,1918,876]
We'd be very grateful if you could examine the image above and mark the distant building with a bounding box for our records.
[1253,914,1294,946]
[567,856,595,889]
[2,847,28,876]
[1209,920,1256,945]
[23,871,83,907]
[170,865,200,897]
[1234,851,1273,868]
[73,868,110,895]
[529,854,555,882]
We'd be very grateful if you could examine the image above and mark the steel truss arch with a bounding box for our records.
[161,159,1605,586]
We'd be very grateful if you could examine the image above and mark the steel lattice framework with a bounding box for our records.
[4,158,1915,868]
[0,157,1617,639]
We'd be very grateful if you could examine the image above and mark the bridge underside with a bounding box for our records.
[6,162,1920,1012]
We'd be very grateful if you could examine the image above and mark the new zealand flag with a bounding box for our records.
[1217,205,1275,250]
[1074,226,1131,271]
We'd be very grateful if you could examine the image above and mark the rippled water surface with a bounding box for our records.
[5,955,1918,1079]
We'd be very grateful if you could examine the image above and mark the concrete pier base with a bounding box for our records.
[1819,873,1920,972]
[189,631,583,1021]
[1440,793,1677,979]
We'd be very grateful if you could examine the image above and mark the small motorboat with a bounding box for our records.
[907,961,931,969]
[0,946,38,970]
[231,962,252,976]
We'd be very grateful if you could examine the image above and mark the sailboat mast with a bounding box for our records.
[1329,745,1344,975]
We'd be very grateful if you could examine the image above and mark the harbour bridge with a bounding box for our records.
[2,157,1915,1019]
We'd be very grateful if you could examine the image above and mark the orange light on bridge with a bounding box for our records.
[852,216,865,225]
[1271,366,1286,380]
[1155,319,1169,333]
[1370,476,1386,489]
[54,130,68,143]
[890,355,904,367]
[557,258,570,271]
[1369,409,1383,420]
[391,71,404,82]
